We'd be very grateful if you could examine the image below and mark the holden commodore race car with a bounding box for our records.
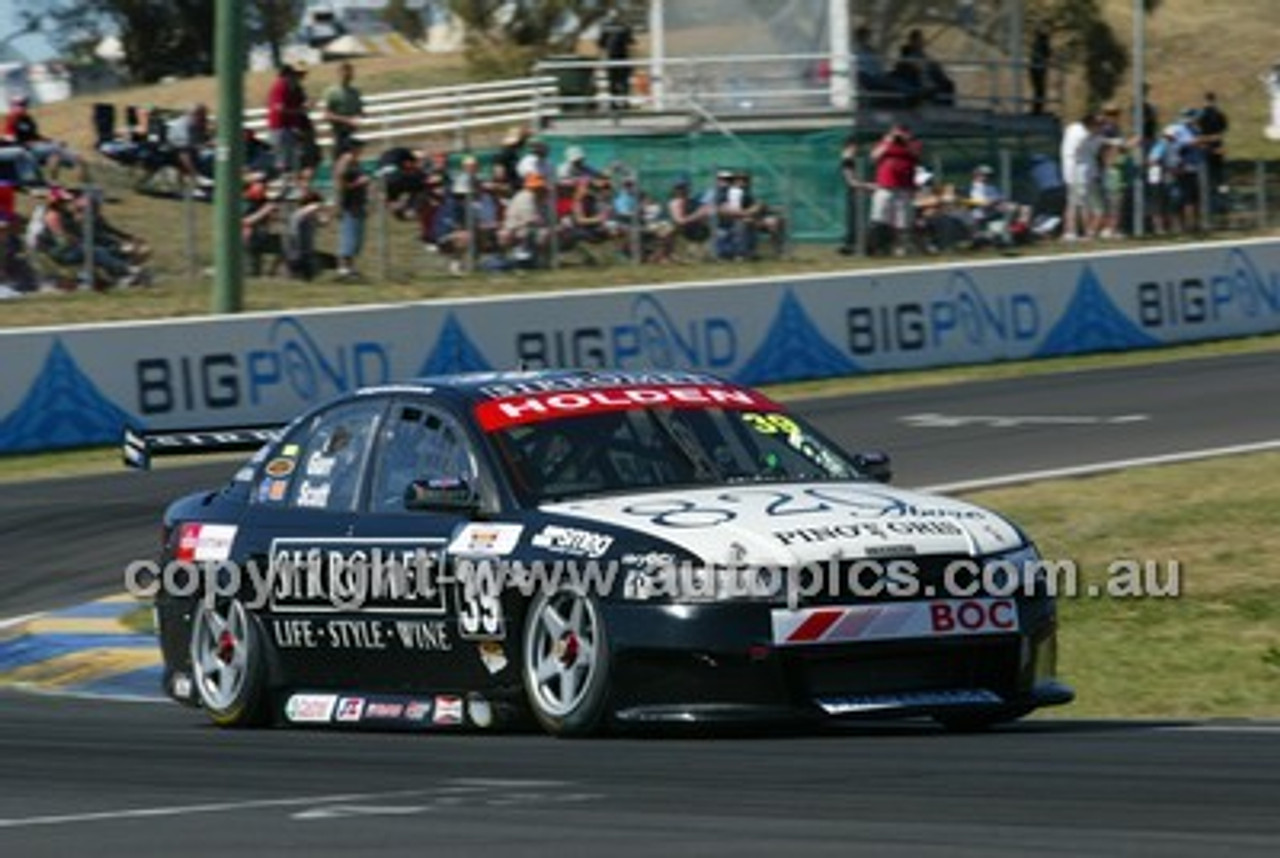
[126,370,1072,736]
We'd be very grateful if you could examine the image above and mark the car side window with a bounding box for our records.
[285,398,386,513]
[370,402,479,514]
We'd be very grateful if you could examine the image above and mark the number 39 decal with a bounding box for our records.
[456,560,505,639]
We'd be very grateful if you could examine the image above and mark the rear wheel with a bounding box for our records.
[522,588,610,737]
[190,598,270,727]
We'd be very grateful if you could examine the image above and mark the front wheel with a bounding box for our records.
[190,598,270,727]
[522,588,611,737]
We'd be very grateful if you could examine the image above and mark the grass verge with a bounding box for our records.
[962,451,1280,719]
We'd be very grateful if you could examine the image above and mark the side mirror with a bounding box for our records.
[404,477,480,513]
[853,451,892,484]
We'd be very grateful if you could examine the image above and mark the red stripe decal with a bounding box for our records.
[787,609,845,643]
[475,385,780,431]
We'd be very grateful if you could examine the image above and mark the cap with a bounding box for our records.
[1162,123,1181,137]
[974,164,994,175]
[565,145,585,162]
[716,169,734,179]
[524,172,547,190]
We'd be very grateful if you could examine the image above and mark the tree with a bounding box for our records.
[447,0,646,78]
[382,0,427,43]
[250,0,306,70]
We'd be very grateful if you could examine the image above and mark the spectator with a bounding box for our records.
[598,9,635,110]
[516,138,552,181]
[266,64,310,179]
[838,134,868,255]
[0,211,37,294]
[1060,112,1103,240]
[431,176,473,274]
[739,172,787,257]
[852,26,910,106]
[1029,25,1051,115]
[285,189,329,281]
[666,175,710,249]
[1141,83,1159,148]
[165,103,212,191]
[1197,92,1229,208]
[895,29,954,106]
[75,189,152,269]
[3,96,82,182]
[1171,109,1206,231]
[571,176,622,249]
[333,137,370,279]
[1145,124,1180,235]
[556,145,601,181]
[31,187,137,288]
[870,123,922,255]
[709,169,754,260]
[493,127,529,193]
[1099,142,1129,240]
[323,61,364,160]
[376,146,427,220]
[241,180,282,276]
[502,172,551,265]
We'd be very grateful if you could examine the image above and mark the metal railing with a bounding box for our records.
[238,76,561,149]
[534,52,1066,118]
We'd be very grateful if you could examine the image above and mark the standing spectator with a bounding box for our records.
[838,134,867,255]
[870,123,922,255]
[333,137,370,279]
[493,127,529,193]
[1145,125,1181,235]
[323,61,364,161]
[266,64,310,180]
[598,9,635,110]
[1029,25,1051,115]
[1171,109,1206,232]
[1141,83,1159,148]
[1197,92,1229,210]
[1060,112,1103,240]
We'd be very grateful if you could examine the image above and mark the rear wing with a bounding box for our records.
[122,425,282,471]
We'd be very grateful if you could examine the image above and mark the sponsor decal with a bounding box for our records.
[285,693,339,724]
[269,538,448,615]
[531,525,614,558]
[404,700,433,721]
[467,694,494,729]
[306,451,336,478]
[478,641,509,675]
[271,617,452,652]
[268,479,289,501]
[295,480,331,508]
[282,444,301,457]
[433,695,463,725]
[474,384,778,431]
[335,697,366,722]
[171,673,193,700]
[364,701,406,720]
[265,457,295,478]
[447,524,524,557]
[174,523,238,562]
[771,599,1019,646]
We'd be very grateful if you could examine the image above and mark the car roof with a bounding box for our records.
[359,369,742,407]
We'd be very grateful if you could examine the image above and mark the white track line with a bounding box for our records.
[0,612,42,632]
[919,439,1280,494]
[0,789,434,829]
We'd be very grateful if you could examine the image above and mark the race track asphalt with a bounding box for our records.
[2,349,1278,855]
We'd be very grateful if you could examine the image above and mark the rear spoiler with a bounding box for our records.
[123,425,282,471]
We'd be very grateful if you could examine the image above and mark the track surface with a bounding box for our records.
[3,350,1280,854]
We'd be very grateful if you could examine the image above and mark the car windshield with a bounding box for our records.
[489,407,860,503]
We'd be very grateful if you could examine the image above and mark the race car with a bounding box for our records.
[127,369,1072,735]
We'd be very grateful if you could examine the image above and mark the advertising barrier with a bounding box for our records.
[2,239,1279,454]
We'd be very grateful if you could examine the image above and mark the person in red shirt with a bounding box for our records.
[266,65,309,178]
[870,123,922,255]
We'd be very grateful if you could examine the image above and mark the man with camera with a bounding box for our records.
[870,123,923,256]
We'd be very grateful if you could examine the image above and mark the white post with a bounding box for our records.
[1132,0,1146,237]
[650,0,667,110]
[828,0,851,110]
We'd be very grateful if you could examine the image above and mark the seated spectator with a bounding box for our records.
[502,172,551,266]
[667,175,711,247]
[28,187,139,288]
[4,96,84,182]
[0,210,38,294]
[895,28,955,106]
[165,103,214,191]
[241,180,282,276]
[571,176,623,247]
[556,145,601,182]
[712,169,758,260]
[516,138,551,181]
[853,25,913,107]
[416,173,448,249]
[737,172,787,256]
[74,190,152,269]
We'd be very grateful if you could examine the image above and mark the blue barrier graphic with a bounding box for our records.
[418,312,494,376]
[1035,266,1161,357]
[735,290,863,384]
[0,339,138,453]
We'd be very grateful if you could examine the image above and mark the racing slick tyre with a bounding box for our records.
[190,598,270,727]
[934,706,1032,733]
[522,587,611,737]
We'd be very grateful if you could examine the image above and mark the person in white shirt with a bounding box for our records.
[1060,112,1103,240]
